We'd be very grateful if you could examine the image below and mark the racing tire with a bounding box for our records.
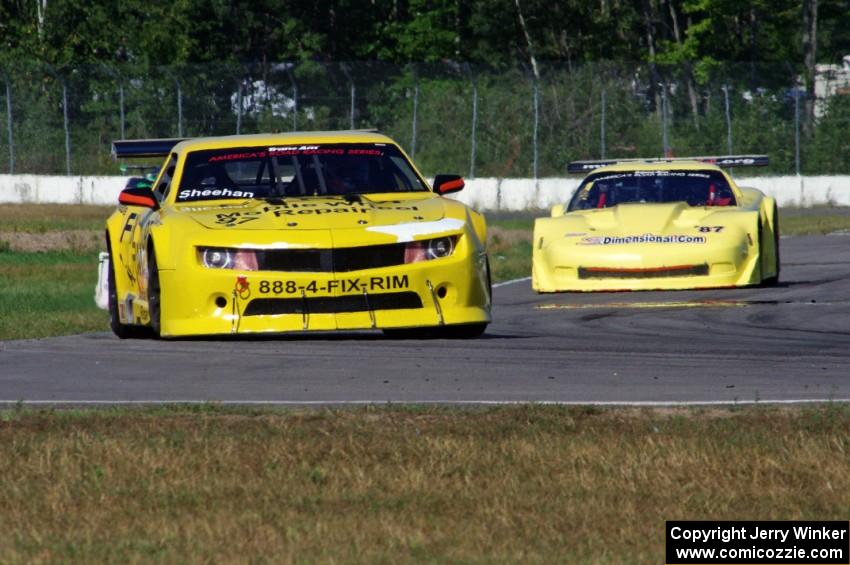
[383,323,488,340]
[761,206,780,287]
[108,250,150,339]
[437,322,488,339]
[485,256,493,303]
[147,247,162,338]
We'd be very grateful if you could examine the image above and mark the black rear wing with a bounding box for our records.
[111,138,188,159]
[567,155,769,174]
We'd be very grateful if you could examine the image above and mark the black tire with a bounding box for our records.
[147,246,162,337]
[108,250,150,339]
[762,205,780,286]
[485,255,493,303]
[383,323,488,340]
[438,322,488,339]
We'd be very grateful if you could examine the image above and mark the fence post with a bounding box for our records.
[532,79,539,180]
[44,65,72,174]
[285,67,298,131]
[410,65,419,159]
[341,64,356,129]
[62,79,71,175]
[723,85,731,154]
[3,72,13,174]
[464,64,477,179]
[236,78,243,135]
[173,76,183,137]
[600,87,606,159]
[794,82,801,176]
[119,83,125,140]
[660,82,670,157]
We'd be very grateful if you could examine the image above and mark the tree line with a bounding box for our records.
[1,1,845,71]
[1,1,849,177]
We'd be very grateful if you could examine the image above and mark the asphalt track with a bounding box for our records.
[2,235,849,406]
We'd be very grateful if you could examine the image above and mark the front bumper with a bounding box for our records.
[157,249,490,337]
[532,239,760,292]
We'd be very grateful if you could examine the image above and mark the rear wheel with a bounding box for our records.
[762,206,780,286]
[148,247,162,337]
[485,256,493,303]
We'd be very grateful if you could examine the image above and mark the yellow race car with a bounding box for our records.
[532,156,780,292]
[99,131,491,338]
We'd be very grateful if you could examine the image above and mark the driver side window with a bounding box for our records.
[155,154,178,201]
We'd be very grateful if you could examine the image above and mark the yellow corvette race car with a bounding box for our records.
[532,156,780,292]
[98,131,491,338]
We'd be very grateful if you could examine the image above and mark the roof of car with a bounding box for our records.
[589,160,726,174]
[173,130,395,153]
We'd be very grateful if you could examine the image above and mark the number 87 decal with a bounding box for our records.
[697,226,724,233]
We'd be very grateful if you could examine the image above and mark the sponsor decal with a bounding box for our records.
[177,187,256,201]
[268,145,384,157]
[257,275,409,295]
[120,212,138,242]
[208,151,267,162]
[563,232,587,237]
[215,211,263,226]
[268,200,418,216]
[578,233,707,245]
[594,171,711,182]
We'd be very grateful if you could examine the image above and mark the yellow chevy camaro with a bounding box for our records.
[532,156,780,292]
[99,131,491,338]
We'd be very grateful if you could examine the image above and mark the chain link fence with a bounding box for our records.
[1,61,849,177]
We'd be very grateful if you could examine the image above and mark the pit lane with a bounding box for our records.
[2,234,849,406]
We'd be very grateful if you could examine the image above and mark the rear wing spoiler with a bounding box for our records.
[567,155,769,174]
[111,138,188,159]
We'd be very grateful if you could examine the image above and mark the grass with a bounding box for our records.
[0,204,113,233]
[0,251,107,339]
[781,213,850,235]
[0,404,848,563]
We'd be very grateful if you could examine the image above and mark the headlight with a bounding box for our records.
[427,236,454,259]
[404,236,458,264]
[198,247,258,270]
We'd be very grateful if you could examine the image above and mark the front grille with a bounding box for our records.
[253,244,407,272]
[243,291,423,316]
[578,264,709,280]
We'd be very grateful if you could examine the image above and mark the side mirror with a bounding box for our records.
[118,186,159,209]
[551,204,566,217]
[433,174,464,195]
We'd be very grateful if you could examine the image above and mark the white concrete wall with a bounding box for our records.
[0,173,847,210]
[0,175,127,205]
[449,175,850,210]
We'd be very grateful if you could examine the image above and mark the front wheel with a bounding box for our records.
[108,251,150,339]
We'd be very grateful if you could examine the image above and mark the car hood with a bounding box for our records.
[562,202,743,236]
[175,193,447,231]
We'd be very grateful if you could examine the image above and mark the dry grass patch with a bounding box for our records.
[0,230,102,252]
[0,405,847,563]
[0,204,112,232]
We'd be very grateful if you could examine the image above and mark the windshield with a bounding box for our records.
[175,143,428,202]
[568,170,737,211]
